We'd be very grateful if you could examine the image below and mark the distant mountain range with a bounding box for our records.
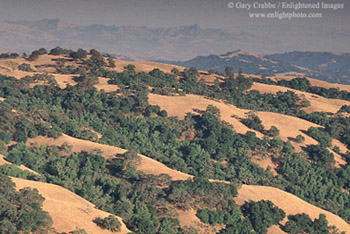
[158,50,350,84]
[0,18,349,84]
[0,19,237,60]
[0,18,350,61]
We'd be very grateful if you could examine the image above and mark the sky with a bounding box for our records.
[0,0,348,29]
[0,0,349,56]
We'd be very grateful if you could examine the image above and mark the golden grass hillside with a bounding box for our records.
[26,134,191,181]
[2,54,350,233]
[111,58,185,74]
[2,53,350,93]
[148,93,346,167]
[267,225,287,234]
[11,177,130,234]
[25,134,350,233]
[250,82,350,114]
[274,74,350,92]
[235,185,350,233]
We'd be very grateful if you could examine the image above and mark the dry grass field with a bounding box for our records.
[236,185,350,233]
[148,93,346,167]
[11,177,130,234]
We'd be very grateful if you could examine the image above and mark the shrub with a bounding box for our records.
[108,57,116,68]
[242,112,264,132]
[158,110,168,117]
[338,105,350,113]
[12,129,28,143]
[208,69,215,75]
[241,200,285,234]
[283,213,329,234]
[0,174,53,233]
[26,53,39,61]
[69,48,87,60]
[306,144,335,165]
[73,74,98,90]
[18,63,35,72]
[171,67,180,75]
[196,208,225,225]
[0,52,19,59]
[333,145,341,154]
[295,134,305,143]
[267,125,280,137]
[94,215,121,232]
[0,140,8,155]
[0,132,12,144]
[22,73,57,86]
[123,151,142,167]
[69,228,88,234]
[49,47,70,55]
[306,127,332,148]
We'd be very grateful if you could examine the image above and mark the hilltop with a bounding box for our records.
[1,48,350,233]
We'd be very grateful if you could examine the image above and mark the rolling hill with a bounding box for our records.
[1,50,350,233]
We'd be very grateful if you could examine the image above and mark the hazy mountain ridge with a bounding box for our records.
[159,50,303,75]
[1,18,350,62]
[159,50,350,84]
[0,19,237,60]
[267,51,350,84]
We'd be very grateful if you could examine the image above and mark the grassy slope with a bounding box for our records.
[25,133,350,233]
[11,177,130,234]
[148,93,347,167]
[250,82,350,114]
[2,54,350,233]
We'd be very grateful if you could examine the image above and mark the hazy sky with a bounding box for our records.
[0,0,349,55]
[0,0,348,29]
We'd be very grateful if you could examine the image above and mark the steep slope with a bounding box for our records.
[11,177,130,234]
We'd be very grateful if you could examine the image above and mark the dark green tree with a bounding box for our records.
[241,200,285,234]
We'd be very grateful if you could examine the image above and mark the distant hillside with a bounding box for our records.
[267,51,350,84]
[158,50,304,76]
[159,50,350,84]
